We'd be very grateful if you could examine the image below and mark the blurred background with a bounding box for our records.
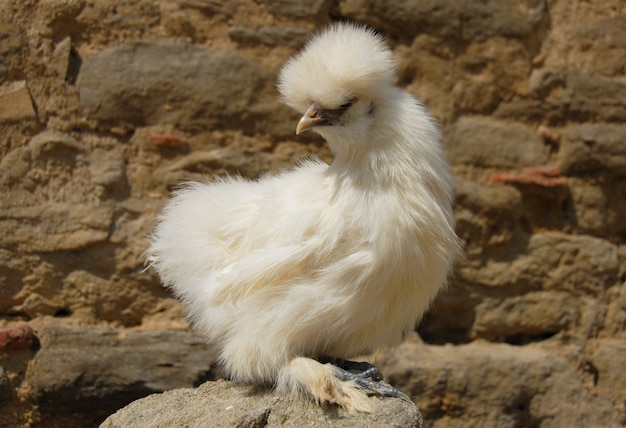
[0,0,624,426]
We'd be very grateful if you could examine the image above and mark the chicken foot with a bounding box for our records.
[318,356,410,400]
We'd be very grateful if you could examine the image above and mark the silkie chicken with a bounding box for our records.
[148,22,460,412]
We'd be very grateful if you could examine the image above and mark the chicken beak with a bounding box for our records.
[296,105,324,135]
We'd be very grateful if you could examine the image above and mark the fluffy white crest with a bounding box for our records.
[278,22,396,112]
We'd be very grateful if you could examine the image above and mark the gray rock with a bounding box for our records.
[378,336,622,428]
[471,291,578,341]
[558,124,626,176]
[257,0,331,19]
[88,148,128,194]
[496,73,626,123]
[76,41,291,135]
[568,178,626,237]
[0,203,113,252]
[453,177,526,256]
[100,379,423,428]
[228,25,310,48]
[566,74,626,123]
[340,0,547,42]
[445,116,547,168]
[423,231,621,343]
[461,231,620,295]
[26,324,217,415]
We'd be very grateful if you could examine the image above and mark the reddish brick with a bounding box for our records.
[0,324,38,351]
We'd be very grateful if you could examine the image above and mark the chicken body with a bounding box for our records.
[148,23,459,412]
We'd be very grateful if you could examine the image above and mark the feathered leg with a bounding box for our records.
[276,356,410,412]
[276,357,375,412]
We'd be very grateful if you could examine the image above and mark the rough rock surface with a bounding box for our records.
[0,0,624,427]
[26,323,216,415]
[378,334,623,428]
[100,379,423,428]
[76,41,293,136]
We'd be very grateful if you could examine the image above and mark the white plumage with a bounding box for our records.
[148,23,460,412]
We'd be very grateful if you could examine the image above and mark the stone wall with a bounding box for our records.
[0,0,624,426]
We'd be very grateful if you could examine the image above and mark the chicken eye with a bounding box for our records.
[338,99,355,110]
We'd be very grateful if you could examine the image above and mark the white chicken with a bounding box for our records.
[148,22,460,412]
